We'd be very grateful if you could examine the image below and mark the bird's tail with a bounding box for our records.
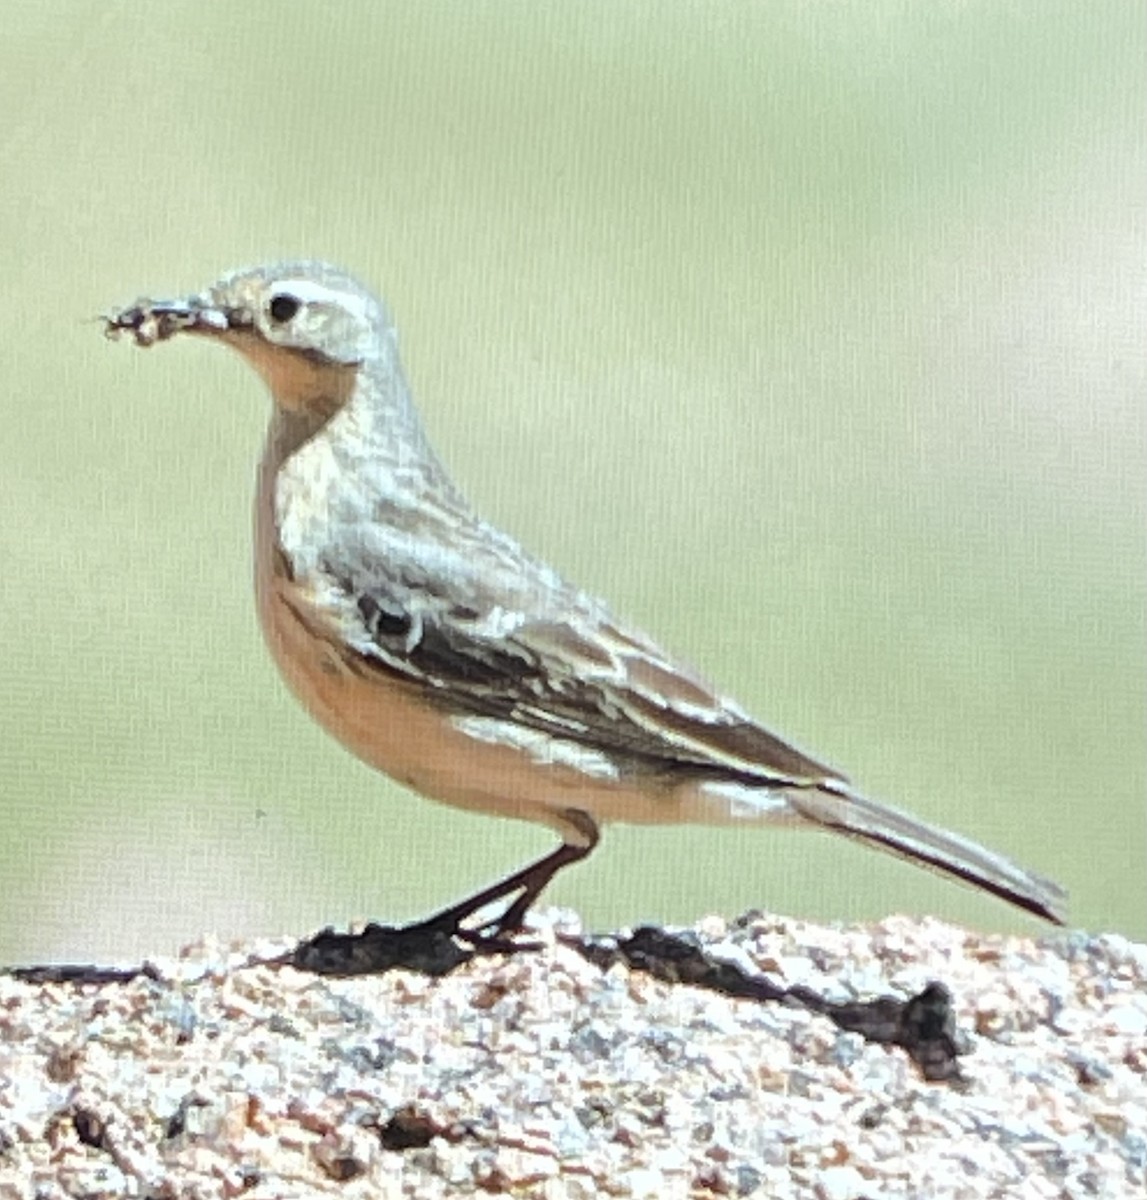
[786,779,1067,925]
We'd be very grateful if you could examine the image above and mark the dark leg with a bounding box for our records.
[288,813,600,975]
[426,836,595,941]
[431,807,600,940]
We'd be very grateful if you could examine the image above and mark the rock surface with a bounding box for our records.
[1,911,1144,1198]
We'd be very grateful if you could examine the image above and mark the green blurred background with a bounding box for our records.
[1,2,1142,963]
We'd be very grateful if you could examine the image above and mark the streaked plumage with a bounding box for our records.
[105,261,1067,930]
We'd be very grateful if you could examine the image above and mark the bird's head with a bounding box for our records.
[106,261,397,416]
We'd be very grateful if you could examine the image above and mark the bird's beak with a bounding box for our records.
[103,293,252,347]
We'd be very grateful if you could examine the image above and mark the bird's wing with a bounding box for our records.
[316,541,841,787]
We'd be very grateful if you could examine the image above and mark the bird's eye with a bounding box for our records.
[268,294,301,324]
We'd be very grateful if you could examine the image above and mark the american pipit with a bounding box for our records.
[105,261,1066,938]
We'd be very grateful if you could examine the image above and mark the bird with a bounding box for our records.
[104,260,1067,940]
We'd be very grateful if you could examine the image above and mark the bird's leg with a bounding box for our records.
[422,810,602,945]
[288,816,599,975]
[421,842,590,945]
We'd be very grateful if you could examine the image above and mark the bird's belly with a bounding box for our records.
[254,574,793,842]
[256,581,662,838]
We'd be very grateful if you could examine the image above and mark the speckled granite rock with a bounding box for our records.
[1,911,1144,1199]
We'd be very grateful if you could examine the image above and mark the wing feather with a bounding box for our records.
[323,550,840,787]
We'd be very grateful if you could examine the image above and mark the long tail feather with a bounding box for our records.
[788,780,1067,924]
